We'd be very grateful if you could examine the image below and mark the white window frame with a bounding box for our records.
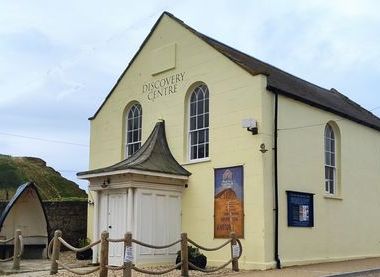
[324,124,336,194]
[188,84,209,161]
[125,103,142,158]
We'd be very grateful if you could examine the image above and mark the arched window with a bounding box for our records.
[125,103,142,158]
[324,124,336,194]
[189,84,209,160]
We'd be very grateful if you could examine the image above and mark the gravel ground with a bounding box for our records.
[39,251,241,277]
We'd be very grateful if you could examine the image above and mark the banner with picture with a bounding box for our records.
[214,165,244,238]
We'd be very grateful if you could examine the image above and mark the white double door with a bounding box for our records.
[99,188,181,266]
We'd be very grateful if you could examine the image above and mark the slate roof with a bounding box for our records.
[0,182,49,231]
[77,121,191,177]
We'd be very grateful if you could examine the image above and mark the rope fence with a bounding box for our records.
[49,230,242,277]
[0,229,24,270]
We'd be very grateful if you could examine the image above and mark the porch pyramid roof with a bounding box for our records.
[77,121,191,178]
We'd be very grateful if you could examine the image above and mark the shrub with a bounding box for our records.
[176,245,207,270]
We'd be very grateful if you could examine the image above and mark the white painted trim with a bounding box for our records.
[182,157,211,165]
[89,181,185,192]
[78,168,188,180]
[92,191,99,264]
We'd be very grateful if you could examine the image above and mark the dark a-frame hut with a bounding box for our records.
[0,182,49,259]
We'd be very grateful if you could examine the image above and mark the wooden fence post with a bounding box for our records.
[180,233,189,277]
[12,229,21,270]
[123,232,132,277]
[230,232,239,272]
[99,231,109,277]
[50,230,62,275]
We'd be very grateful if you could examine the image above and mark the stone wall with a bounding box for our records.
[0,200,87,247]
[44,200,88,247]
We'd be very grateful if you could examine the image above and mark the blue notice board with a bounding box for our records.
[286,191,314,227]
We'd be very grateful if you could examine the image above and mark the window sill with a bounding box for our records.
[182,158,211,166]
[324,194,343,200]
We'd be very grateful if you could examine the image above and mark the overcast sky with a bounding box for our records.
[1,0,379,190]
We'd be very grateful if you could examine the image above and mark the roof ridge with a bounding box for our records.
[331,88,378,119]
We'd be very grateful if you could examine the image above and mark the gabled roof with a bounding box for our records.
[90,12,380,132]
[0,182,49,231]
[77,121,191,177]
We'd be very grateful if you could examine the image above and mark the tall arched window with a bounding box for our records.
[324,124,336,194]
[189,84,209,160]
[125,103,142,158]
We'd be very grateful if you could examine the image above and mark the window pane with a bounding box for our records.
[190,102,196,116]
[133,117,138,129]
[128,145,133,156]
[325,153,331,165]
[204,87,209,98]
[133,130,138,141]
[198,144,205,158]
[205,99,209,113]
[190,117,196,130]
[197,90,204,101]
[128,119,133,131]
[190,93,196,102]
[205,143,209,157]
[331,153,335,166]
[199,130,205,144]
[328,167,334,180]
[190,132,197,145]
[329,180,334,194]
[191,146,197,160]
[205,113,209,128]
[198,100,204,114]
[205,129,209,143]
[330,139,335,152]
[197,115,204,129]
[325,139,331,152]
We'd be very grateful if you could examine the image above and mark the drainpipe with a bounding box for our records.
[274,92,281,269]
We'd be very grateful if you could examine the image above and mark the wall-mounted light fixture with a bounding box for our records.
[101,177,111,188]
[241,118,258,135]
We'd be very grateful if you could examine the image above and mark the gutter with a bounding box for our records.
[274,92,281,269]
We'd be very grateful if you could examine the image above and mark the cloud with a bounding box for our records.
[0,0,379,190]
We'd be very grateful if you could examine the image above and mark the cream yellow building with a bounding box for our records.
[78,12,380,269]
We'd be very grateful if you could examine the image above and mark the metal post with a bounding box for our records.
[230,232,239,272]
[123,232,132,277]
[99,231,109,277]
[50,230,62,275]
[180,233,189,277]
[12,229,21,270]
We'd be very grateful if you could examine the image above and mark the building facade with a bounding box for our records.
[78,12,380,269]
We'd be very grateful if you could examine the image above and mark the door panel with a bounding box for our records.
[136,189,181,263]
[108,193,127,266]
